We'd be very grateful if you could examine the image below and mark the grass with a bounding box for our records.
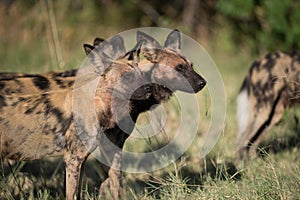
[125,149,300,200]
[1,1,300,199]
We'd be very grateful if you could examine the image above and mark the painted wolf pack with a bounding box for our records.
[2,25,299,199]
[236,51,300,158]
[0,30,206,199]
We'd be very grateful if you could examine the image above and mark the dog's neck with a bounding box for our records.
[125,59,174,123]
[138,60,173,103]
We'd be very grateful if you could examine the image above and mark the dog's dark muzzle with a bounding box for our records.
[195,76,206,91]
[189,72,206,93]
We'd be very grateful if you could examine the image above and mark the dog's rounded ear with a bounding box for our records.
[108,35,126,60]
[97,35,126,60]
[83,44,95,55]
[83,43,112,75]
[164,29,181,52]
[137,31,161,48]
[124,41,142,66]
[137,31,161,62]
[93,37,105,46]
[84,36,126,74]
[94,51,112,74]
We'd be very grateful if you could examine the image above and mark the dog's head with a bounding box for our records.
[83,36,152,101]
[127,30,206,101]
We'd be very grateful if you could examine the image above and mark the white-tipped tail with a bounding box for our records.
[237,88,251,139]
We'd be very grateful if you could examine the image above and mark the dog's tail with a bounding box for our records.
[236,76,251,142]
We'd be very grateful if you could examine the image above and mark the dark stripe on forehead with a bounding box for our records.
[32,75,50,90]
[164,48,190,65]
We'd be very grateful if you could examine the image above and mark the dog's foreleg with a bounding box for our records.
[98,147,123,200]
[64,125,90,200]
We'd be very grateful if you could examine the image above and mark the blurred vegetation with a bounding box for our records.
[217,0,300,53]
[0,0,300,199]
[1,0,300,72]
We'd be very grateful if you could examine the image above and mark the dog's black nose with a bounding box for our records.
[198,78,206,89]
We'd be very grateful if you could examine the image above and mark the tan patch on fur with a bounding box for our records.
[237,51,300,158]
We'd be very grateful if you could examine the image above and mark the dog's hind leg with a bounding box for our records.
[248,95,285,156]
[237,110,271,159]
[237,92,285,159]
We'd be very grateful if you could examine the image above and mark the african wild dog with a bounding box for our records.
[86,30,206,199]
[0,30,206,199]
[236,51,300,159]
[0,35,152,199]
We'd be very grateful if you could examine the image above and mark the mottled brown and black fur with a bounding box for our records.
[0,35,151,199]
[237,51,300,158]
[92,30,206,199]
[0,30,206,199]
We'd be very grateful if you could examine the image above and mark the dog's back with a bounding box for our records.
[237,51,300,158]
[0,72,74,160]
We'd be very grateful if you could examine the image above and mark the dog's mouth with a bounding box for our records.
[158,77,207,94]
